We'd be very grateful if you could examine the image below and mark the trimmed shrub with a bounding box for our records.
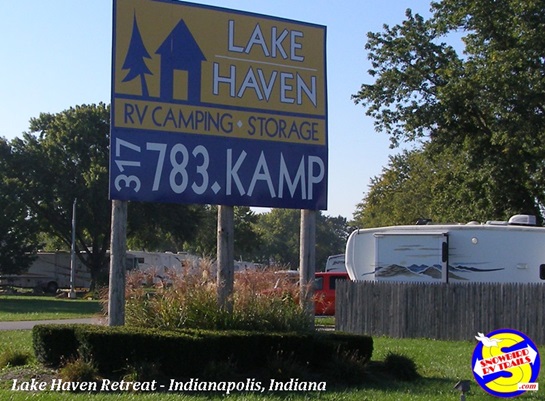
[32,324,373,384]
[32,325,79,367]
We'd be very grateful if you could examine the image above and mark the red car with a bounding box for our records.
[314,272,349,315]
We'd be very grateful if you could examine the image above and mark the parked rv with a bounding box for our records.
[325,254,346,272]
[127,250,207,286]
[0,252,90,293]
[234,260,262,271]
[0,251,138,293]
[345,214,545,283]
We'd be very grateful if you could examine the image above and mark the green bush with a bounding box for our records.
[32,324,373,384]
[59,358,100,382]
[382,352,421,381]
[0,349,31,368]
[32,325,79,367]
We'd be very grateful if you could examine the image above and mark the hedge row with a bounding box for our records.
[32,324,373,381]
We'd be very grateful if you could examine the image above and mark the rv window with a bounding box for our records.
[540,264,545,280]
[126,257,137,271]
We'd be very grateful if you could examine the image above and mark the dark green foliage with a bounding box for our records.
[2,104,209,288]
[6,104,112,289]
[59,358,100,382]
[0,138,40,275]
[32,324,373,384]
[353,0,545,224]
[32,325,80,367]
[0,349,31,368]
[253,209,349,269]
[382,352,420,382]
[127,202,206,253]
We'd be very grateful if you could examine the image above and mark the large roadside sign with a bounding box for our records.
[109,0,328,210]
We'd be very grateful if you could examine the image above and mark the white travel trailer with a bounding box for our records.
[345,215,545,284]
[325,254,346,273]
[129,251,201,278]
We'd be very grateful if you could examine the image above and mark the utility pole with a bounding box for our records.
[69,198,77,299]
[108,200,128,326]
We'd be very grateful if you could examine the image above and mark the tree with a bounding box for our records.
[353,0,545,222]
[315,213,350,270]
[183,205,262,258]
[352,149,436,228]
[254,209,349,269]
[127,202,205,252]
[352,146,503,227]
[254,209,301,267]
[0,138,40,274]
[6,104,112,288]
[5,104,217,288]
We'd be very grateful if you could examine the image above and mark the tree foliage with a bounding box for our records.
[352,146,529,228]
[254,209,301,267]
[353,0,545,222]
[127,202,205,252]
[2,104,216,287]
[6,104,112,287]
[254,209,349,270]
[0,138,40,274]
[182,205,263,258]
[353,149,436,227]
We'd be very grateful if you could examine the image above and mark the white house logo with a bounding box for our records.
[472,329,540,397]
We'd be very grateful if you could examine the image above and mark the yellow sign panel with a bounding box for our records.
[113,0,327,123]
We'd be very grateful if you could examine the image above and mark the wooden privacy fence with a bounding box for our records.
[336,281,545,344]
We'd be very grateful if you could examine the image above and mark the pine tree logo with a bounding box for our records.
[121,14,152,97]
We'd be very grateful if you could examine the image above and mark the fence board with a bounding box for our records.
[336,281,545,344]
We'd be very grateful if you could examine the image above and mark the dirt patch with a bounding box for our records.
[0,366,58,390]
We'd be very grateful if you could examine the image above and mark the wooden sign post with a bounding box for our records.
[299,209,316,329]
[217,205,235,312]
[108,200,128,326]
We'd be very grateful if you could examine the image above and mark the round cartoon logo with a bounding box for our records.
[472,329,540,398]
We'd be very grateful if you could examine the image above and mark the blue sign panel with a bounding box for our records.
[110,0,328,209]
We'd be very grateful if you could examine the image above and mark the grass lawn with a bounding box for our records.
[1,329,543,400]
[0,295,102,321]
[0,297,541,400]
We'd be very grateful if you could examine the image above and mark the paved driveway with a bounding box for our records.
[0,317,104,331]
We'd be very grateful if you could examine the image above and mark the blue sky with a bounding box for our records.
[0,0,433,220]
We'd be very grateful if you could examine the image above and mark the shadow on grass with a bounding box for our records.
[358,372,457,392]
[0,296,100,316]
[319,358,467,398]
